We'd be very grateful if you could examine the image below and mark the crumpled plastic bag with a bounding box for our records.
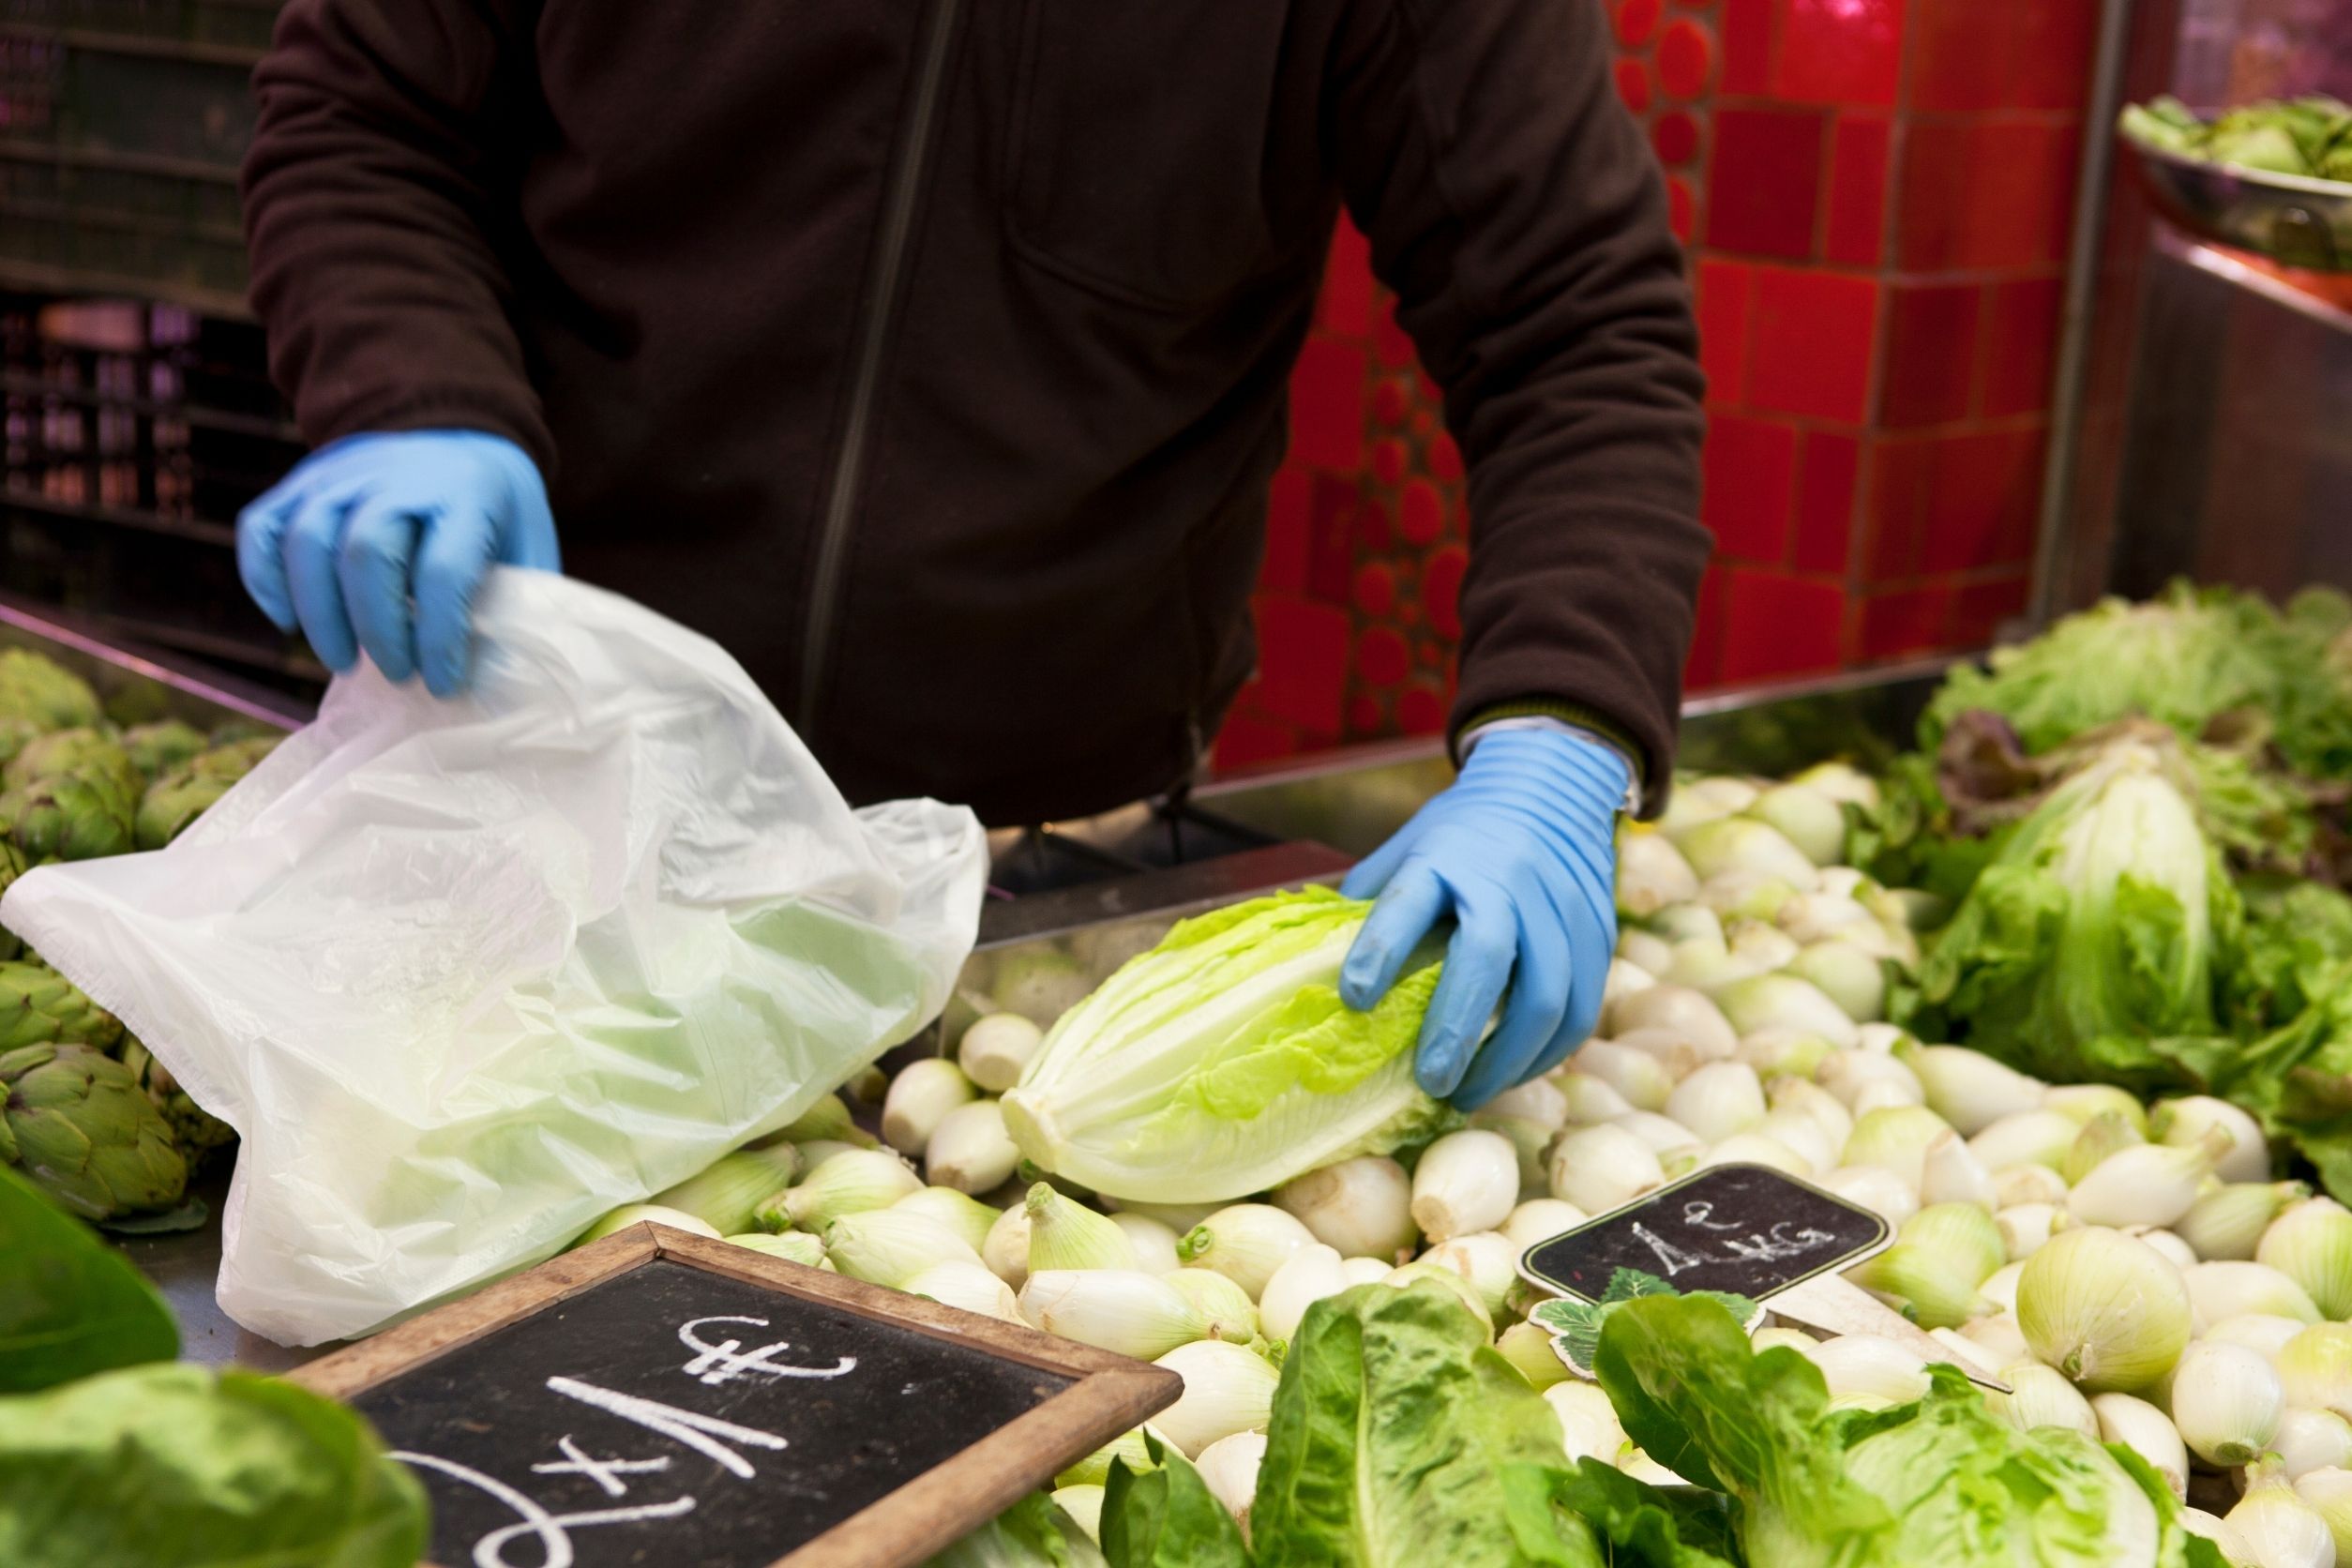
[3,569,988,1345]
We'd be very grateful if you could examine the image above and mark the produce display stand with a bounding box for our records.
[9,624,1953,1367]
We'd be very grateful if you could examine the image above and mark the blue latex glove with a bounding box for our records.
[237,430,559,696]
[1339,727,1627,1109]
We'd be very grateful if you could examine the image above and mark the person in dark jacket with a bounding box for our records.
[234,0,1708,1108]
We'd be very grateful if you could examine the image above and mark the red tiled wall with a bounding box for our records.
[1215,0,2095,770]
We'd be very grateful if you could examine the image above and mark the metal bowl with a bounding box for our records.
[2122,132,2352,272]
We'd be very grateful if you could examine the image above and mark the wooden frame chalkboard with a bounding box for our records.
[289,1224,1181,1568]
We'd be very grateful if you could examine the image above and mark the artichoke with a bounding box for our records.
[0,716,38,770]
[3,726,142,799]
[0,841,23,962]
[1,1042,188,1220]
[132,736,279,850]
[0,961,123,1052]
[0,648,101,731]
[118,719,208,780]
[7,768,136,862]
[190,734,280,782]
[120,1036,235,1165]
[134,769,229,852]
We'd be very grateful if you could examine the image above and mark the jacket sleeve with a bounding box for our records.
[239,0,552,468]
[1331,0,1709,811]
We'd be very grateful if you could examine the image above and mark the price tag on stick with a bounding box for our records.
[1517,1163,2010,1393]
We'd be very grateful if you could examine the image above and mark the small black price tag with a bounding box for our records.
[1517,1163,1891,1304]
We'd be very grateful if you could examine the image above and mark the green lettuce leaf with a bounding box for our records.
[1500,1460,1738,1568]
[1003,889,1451,1201]
[1247,1280,1592,1568]
[1903,737,2240,1090]
[1591,1294,2223,1568]
[0,1363,427,1568]
[1102,1437,1250,1568]
[0,1162,176,1393]
[932,1492,1108,1568]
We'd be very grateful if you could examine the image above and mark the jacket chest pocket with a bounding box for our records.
[1005,0,1308,310]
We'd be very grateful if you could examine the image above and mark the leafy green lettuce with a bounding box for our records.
[1902,736,2242,1091]
[0,1153,427,1565]
[1003,889,1455,1202]
[0,1363,428,1568]
[1104,1280,1609,1568]
[1920,581,2352,778]
[0,1162,176,1392]
[1591,1294,2227,1568]
[931,1493,1108,1568]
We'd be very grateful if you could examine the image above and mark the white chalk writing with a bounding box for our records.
[678,1315,860,1387]
[394,1450,695,1568]
[530,1434,671,1499]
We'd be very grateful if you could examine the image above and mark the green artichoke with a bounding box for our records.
[120,1036,235,1166]
[1,1042,188,1220]
[3,726,141,799]
[207,718,281,746]
[134,769,229,852]
[118,719,208,780]
[0,841,23,962]
[0,717,38,771]
[190,734,280,782]
[0,648,102,731]
[7,768,136,862]
[0,961,123,1052]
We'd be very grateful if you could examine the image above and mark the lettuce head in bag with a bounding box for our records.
[1,570,988,1344]
[1002,887,1453,1203]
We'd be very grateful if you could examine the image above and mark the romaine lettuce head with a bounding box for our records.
[1903,736,2240,1089]
[1592,1294,2227,1568]
[1002,887,1452,1203]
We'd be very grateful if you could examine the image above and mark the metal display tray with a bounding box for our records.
[0,587,308,733]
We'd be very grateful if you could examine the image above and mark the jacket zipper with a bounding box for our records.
[798,0,961,734]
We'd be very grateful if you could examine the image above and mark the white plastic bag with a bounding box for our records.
[3,570,988,1345]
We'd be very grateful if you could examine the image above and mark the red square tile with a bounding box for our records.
[1858,573,2030,660]
[1898,120,2079,270]
[1924,426,2045,570]
[1702,414,1801,561]
[1249,593,1352,732]
[1214,710,1301,770]
[1318,218,1375,339]
[1793,430,1860,574]
[1696,259,1754,404]
[1289,339,1367,471]
[1824,114,1892,266]
[1862,434,1936,580]
[2011,1,2099,110]
[1879,281,1983,428]
[1981,274,2064,415]
[1908,0,2013,112]
[1774,0,1903,106]
[1968,120,2080,268]
[1705,109,1829,260]
[1306,473,1362,603]
[1686,565,1727,690]
[1721,0,1775,94]
[1722,569,1846,682]
[1747,267,1877,423]
[1864,428,2047,580]
[1262,467,1309,593]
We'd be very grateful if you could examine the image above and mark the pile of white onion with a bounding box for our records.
[610,765,2352,1565]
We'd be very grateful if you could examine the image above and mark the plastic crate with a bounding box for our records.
[0,12,274,307]
[6,1,282,53]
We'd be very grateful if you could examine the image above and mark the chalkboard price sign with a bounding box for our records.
[1517,1163,1890,1303]
[290,1225,1178,1568]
